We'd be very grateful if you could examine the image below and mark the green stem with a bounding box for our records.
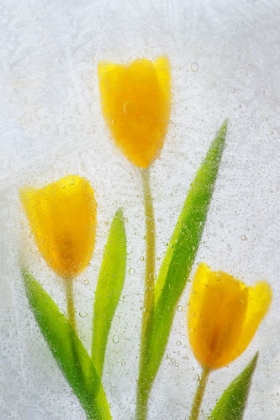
[136,168,156,420]
[64,278,88,413]
[64,279,77,333]
[141,168,156,333]
[189,368,210,420]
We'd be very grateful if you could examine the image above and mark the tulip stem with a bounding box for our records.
[64,279,77,333]
[64,278,87,413]
[141,168,156,335]
[189,368,210,420]
[136,168,156,420]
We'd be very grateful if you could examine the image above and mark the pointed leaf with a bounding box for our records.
[22,268,112,420]
[144,120,228,387]
[92,208,127,376]
[209,353,258,420]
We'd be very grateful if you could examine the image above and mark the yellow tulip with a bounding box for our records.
[188,263,272,370]
[98,56,171,168]
[20,175,97,280]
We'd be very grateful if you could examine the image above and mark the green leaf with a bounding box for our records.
[92,208,127,377]
[208,353,258,420]
[22,268,112,420]
[146,120,228,386]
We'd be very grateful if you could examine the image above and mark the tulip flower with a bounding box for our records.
[188,263,272,420]
[98,56,171,168]
[98,56,171,419]
[188,263,272,370]
[20,175,97,280]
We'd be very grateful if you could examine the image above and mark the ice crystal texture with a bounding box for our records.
[0,0,280,419]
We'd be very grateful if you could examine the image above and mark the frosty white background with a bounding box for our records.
[0,0,280,419]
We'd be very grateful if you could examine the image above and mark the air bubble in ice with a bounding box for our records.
[123,100,137,115]
[113,334,119,343]
[191,62,199,72]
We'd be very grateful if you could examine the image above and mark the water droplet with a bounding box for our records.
[191,62,199,72]
[119,403,125,409]
[140,256,145,261]
[129,268,135,275]
[171,358,176,363]
[142,235,146,240]
[84,279,89,285]
[186,302,190,306]
[177,305,183,312]
[149,272,156,280]
[216,274,221,281]
[241,235,247,241]
[176,340,181,346]
[123,100,137,115]
[79,312,88,318]
[157,256,161,261]
[112,334,119,344]
[134,213,139,218]
[121,359,126,366]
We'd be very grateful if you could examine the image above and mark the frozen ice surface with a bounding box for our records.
[1,0,280,418]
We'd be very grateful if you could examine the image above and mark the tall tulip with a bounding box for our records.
[98,56,171,419]
[98,56,171,168]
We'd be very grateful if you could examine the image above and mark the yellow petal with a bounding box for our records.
[98,56,171,168]
[228,281,272,363]
[20,175,97,279]
[188,263,272,370]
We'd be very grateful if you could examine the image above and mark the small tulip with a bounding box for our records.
[188,263,272,370]
[20,175,97,279]
[98,56,171,168]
